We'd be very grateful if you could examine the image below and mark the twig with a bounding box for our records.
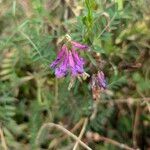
[132,103,141,148]
[48,118,84,149]
[36,123,92,150]
[132,88,146,148]
[73,118,88,150]
[87,132,135,150]
[99,135,135,150]
[0,127,8,150]
[98,97,150,104]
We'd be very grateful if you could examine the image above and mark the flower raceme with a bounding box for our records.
[50,42,88,78]
[50,35,90,90]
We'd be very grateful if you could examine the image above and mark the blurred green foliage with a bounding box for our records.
[0,0,150,150]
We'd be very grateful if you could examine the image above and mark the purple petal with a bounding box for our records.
[50,59,60,69]
[50,45,67,69]
[72,48,84,65]
[68,51,75,68]
[97,71,107,89]
[55,51,69,78]
[72,48,84,74]
[75,65,84,74]
[74,59,84,74]
[71,41,88,50]
[55,67,67,78]
[68,51,78,76]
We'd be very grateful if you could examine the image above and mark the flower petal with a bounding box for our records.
[55,67,67,78]
[50,45,67,69]
[55,55,68,78]
[72,48,84,74]
[71,41,88,50]
[68,51,77,76]
[68,51,75,67]
[72,48,84,65]
[50,59,60,69]
[97,71,107,89]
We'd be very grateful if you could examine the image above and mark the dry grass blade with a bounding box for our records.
[36,123,92,150]
[73,118,88,150]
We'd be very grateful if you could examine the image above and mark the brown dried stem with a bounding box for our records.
[48,118,84,149]
[99,135,135,150]
[133,102,141,148]
[36,123,92,150]
[98,97,150,104]
[73,118,88,150]
[87,132,135,150]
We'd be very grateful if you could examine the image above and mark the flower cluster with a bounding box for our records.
[50,35,107,93]
[50,35,90,89]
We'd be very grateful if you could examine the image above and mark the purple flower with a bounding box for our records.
[50,36,89,87]
[90,71,107,100]
[91,71,107,90]
[97,71,107,89]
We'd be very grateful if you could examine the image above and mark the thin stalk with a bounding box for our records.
[73,118,88,150]
[36,123,92,150]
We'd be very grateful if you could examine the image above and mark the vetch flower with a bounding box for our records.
[97,71,107,89]
[91,71,106,100]
[50,34,90,90]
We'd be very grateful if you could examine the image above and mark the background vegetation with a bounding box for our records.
[0,0,150,150]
